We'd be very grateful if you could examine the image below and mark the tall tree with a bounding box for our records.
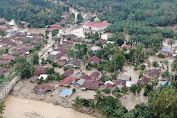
[148,86,177,118]
[0,101,5,118]
[168,39,175,50]
[32,53,39,65]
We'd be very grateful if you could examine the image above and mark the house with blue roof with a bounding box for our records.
[60,89,73,98]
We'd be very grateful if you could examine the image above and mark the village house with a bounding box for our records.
[35,66,48,76]
[60,89,73,98]
[73,71,86,79]
[96,39,107,44]
[62,68,74,77]
[100,81,114,90]
[48,44,70,61]
[57,59,67,66]
[21,21,28,26]
[59,77,76,86]
[156,49,172,57]
[114,80,126,89]
[81,80,104,90]
[1,55,15,60]
[76,79,86,87]
[126,81,136,88]
[90,71,102,81]
[137,76,151,85]
[81,74,91,80]
[117,74,131,81]
[145,69,161,77]
[64,59,82,68]
[82,21,111,31]
[121,44,132,50]
[91,46,101,52]
[86,56,101,65]
[33,84,54,94]
[38,74,49,81]
[0,60,10,65]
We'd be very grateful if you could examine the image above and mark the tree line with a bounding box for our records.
[0,0,69,28]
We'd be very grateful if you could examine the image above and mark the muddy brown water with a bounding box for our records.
[4,95,95,118]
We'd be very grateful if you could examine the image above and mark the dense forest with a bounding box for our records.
[62,0,177,47]
[62,0,177,26]
[0,0,69,28]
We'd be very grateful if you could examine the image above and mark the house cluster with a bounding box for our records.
[0,31,44,56]
[0,54,16,76]
[47,43,72,61]
[47,11,71,31]
[0,24,12,33]
[59,70,104,90]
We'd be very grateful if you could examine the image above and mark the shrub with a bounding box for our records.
[103,87,111,94]
[86,65,91,70]
[96,42,102,46]
[63,66,69,71]
[58,65,62,68]
[152,61,159,67]
[158,53,166,58]
[116,93,123,98]
[52,62,58,67]
[112,87,120,95]
[72,88,76,92]
[80,99,90,107]
[46,59,52,64]
[141,64,146,70]
[67,85,71,88]
[139,71,144,79]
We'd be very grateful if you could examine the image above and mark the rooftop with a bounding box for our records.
[82,22,111,27]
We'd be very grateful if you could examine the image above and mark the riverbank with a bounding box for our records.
[9,80,102,118]
[4,95,96,118]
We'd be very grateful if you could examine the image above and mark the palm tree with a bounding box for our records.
[72,96,82,109]
[163,60,169,69]
[0,101,5,118]
[89,101,95,110]
[94,89,104,104]
[168,39,175,50]
[122,86,128,95]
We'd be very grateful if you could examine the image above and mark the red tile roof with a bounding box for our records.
[21,21,28,25]
[51,25,60,29]
[62,68,74,77]
[82,22,111,27]
[57,61,66,66]
[0,60,10,64]
[1,55,15,60]
[35,66,48,75]
[33,84,54,93]
[96,39,107,44]
[137,76,151,84]
[81,80,103,90]
[86,56,101,64]
[114,80,126,86]
[158,50,172,57]
[121,44,132,49]
[90,71,101,81]
[59,77,76,86]
[81,74,91,80]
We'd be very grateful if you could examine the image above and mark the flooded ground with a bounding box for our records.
[0,18,9,24]
[12,25,46,34]
[120,90,148,111]
[4,95,95,118]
